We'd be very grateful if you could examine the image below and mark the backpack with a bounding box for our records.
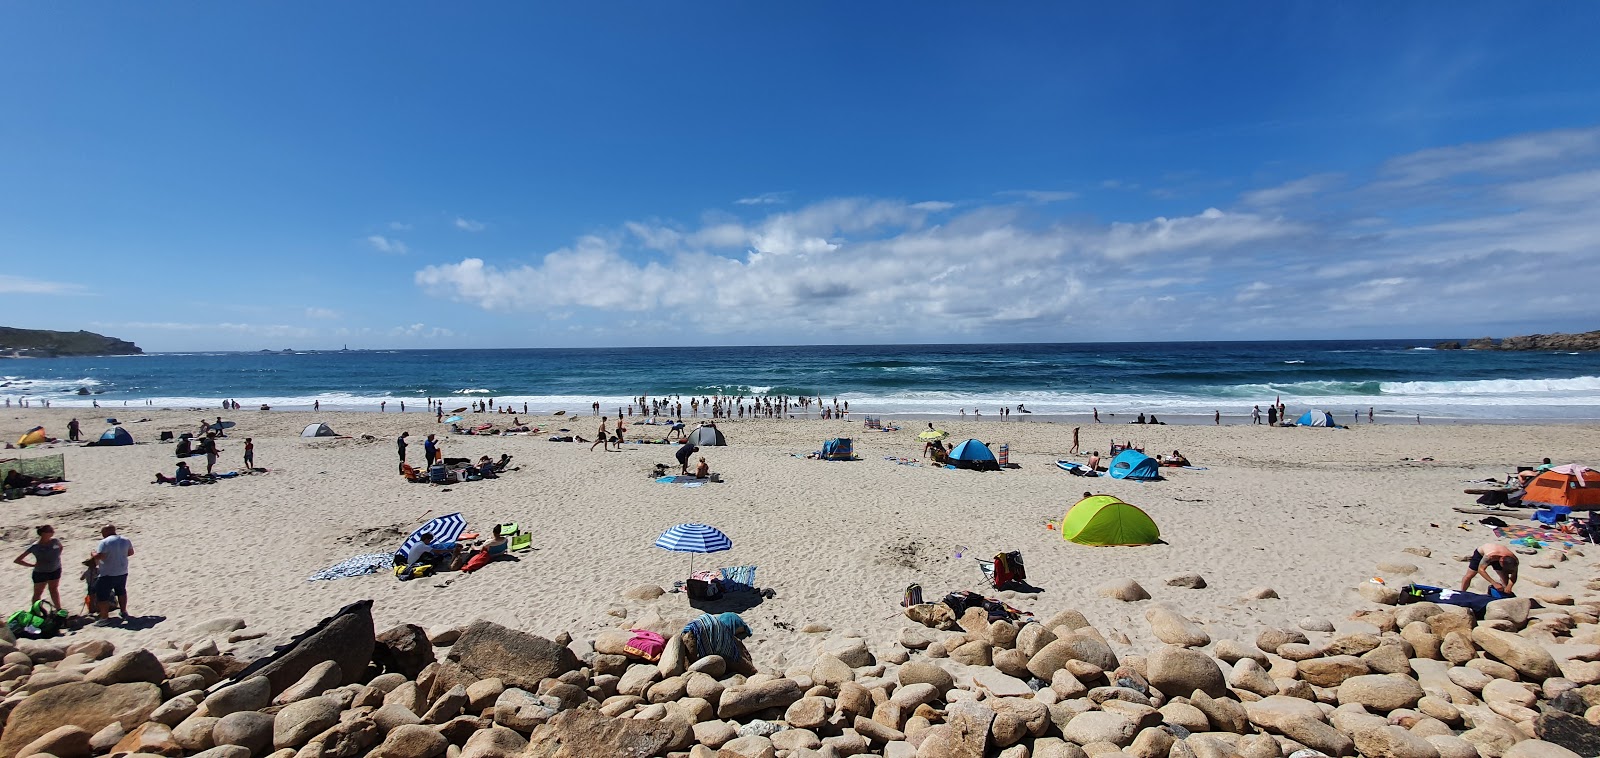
[902,583,923,608]
[6,600,66,639]
[991,551,1025,589]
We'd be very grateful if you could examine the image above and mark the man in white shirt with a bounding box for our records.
[91,524,134,621]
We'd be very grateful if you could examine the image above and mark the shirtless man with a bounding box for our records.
[590,417,610,452]
[1461,543,1518,595]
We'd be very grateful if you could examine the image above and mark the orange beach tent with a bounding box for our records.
[16,427,47,448]
[1524,464,1600,510]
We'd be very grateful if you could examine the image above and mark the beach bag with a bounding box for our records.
[7,600,66,639]
[623,630,667,662]
[902,583,923,608]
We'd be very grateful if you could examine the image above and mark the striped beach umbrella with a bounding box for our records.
[655,523,732,577]
[398,512,467,557]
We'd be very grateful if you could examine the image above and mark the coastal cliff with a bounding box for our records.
[0,326,142,357]
[1435,329,1600,351]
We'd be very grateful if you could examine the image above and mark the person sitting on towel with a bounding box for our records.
[1085,451,1102,472]
[695,456,710,479]
[476,456,498,479]
[1460,543,1519,595]
[400,532,461,577]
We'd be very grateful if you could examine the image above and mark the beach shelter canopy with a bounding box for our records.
[948,439,996,462]
[397,512,467,559]
[819,438,855,460]
[16,427,47,448]
[1108,449,1162,480]
[1061,495,1161,546]
[1524,465,1600,510]
[98,427,134,446]
[1,454,65,486]
[917,429,948,442]
[655,523,732,576]
[301,422,337,438]
[687,425,726,446]
[1296,410,1337,427]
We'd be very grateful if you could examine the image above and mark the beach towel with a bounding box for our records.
[1491,524,1580,547]
[624,630,667,662]
[684,612,749,662]
[307,553,392,581]
[719,565,757,591]
[656,475,720,484]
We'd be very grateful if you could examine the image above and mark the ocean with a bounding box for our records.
[4,340,1599,421]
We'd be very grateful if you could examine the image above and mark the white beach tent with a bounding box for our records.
[301,422,338,438]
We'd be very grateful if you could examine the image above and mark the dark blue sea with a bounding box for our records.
[4,340,1599,421]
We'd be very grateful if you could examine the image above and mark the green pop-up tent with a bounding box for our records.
[1060,495,1161,546]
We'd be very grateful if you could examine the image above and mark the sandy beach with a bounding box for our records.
[4,408,1599,673]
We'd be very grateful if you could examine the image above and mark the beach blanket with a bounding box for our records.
[656,475,719,484]
[1491,524,1581,547]
[719,565,757,591]
[308,553,391,581]
[684,612,749,662]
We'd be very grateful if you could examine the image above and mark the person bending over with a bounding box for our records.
[1460,542,1518,595]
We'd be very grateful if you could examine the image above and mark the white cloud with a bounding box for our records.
[390,323,456,338]
[454,217,486,232]
[388,221,413,231]
[997,189,1078,203]
[304,307,341,320]
[1379,126,1600,186]
[366,235,409,254]
[0,275,87,295]
[1240,173,1343,207]
[414,125,1600,341]
[734,192,788,206]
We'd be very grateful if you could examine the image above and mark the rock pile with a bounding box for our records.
[3,586,1600,757]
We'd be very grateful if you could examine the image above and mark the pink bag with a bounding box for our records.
[623,629,667,662]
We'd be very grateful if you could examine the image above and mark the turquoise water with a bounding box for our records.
[4,340,1599,420]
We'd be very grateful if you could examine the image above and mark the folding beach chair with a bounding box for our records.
[496,522,534,551]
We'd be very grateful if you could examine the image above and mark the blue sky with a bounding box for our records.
[3,3,1599,350]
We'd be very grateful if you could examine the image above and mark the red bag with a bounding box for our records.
[461,551,494,573]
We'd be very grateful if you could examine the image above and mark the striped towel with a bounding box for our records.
[720,565,757,591]
[685,613,750,661]
[308,553,392,582]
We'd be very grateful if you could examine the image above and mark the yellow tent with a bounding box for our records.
[16,427,47,448]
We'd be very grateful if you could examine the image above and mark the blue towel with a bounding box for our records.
[685,612,750,661]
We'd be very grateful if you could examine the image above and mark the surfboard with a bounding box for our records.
[211,421,237,430]
[451,407,468,413]
[443,415,463,423]
[554,410,566,416]
[1056,460,1082,472]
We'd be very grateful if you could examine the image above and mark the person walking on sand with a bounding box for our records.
[591,417,610,452]
[14,525,63,608]
[615,417,626,447]
[1214,410,1221,425]
[314,400,320,412]
[243,438,254,469]
[1368,406,1374,423]
[396,432,409,473]
[1070,427,1081,455]
[1092,407,1100,423]
[91,525,133,622]
[1252,405,1261,424]
[67,418,80,442]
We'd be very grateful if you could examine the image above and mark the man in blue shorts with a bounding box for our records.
[91,524,135,622]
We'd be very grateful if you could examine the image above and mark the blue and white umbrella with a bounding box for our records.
[655,523,732,576]
[398,512,466,558]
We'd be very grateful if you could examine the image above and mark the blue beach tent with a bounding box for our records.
[1296,410,1338,428]
[98,427,134,446]
[1108,449,1162,480]
[947,439,1000,471]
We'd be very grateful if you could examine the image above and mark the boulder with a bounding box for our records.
[492,688,556,733]
[297,716,380,758]
[272,661,342,706]
[109,722,182,757]
[212,711,275,756]
[1244,697,1351,756]
[1146,646,1227,698]
[273,695,341,748]
[1167,573,1208,589]
[0,681,162,758]
[239,600,375,697]
[1473,628,1563,681]
[900,660,954,693]
[718,734,777,758]
[522,709,677,758]
[369,723,448,758]
[1229,658,1278,697]
[1298,656,1369,687]
[717,678,803,719]
[446,621,578,691]
[202,676,271,718]
[819,637,874,668]
[1028,633,1119,680]
[1062,710,1139,746]
[1146,606,1211,648]
[922,699,992,756]
[972,668,1033,698]
[16,726,93,758]
[171,716,219,752]
[1256,628,1308,654]
[1535,706,1600,756]
[1099,579,1151,602]
[1502,740,1583,758]
[1189,690,1249,734]
[1352,724,1443,758]
[459,727,527,758]
[1338,674,1425,712]
[85,649,167,686]
[1360,581,1402,605]
[374,624,435,680]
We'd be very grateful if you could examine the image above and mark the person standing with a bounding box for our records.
[380,401,387,413]
[1092,407,1100,423]
[90,525,133,622]
[591,417,611,452]
[243,438,255,469]
[1252,405,1262,424]
[1266,405,1277,426]
[1070,426,1081,455]
[201,435,222,475]
[1368,407,1374,423]
[436,406,443,423]
[397,432,409,472]
[314,400,320,412]
[13,525,63,608]
[1214,410,1221,425]
[67,418,80,442]
[423,434,438,465]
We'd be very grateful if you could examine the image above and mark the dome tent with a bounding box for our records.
[1108,449,1162,480]
[301,422,338,438]
[687,424,726,446]
[1524,464,1600,510]
[1296,410,1338,427]
[97,427,134,446]
[947,439,999,471]
[1061,495,1161,546]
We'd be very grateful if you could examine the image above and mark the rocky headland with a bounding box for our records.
[0,327,142,358]
[1435,331,1600,352]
